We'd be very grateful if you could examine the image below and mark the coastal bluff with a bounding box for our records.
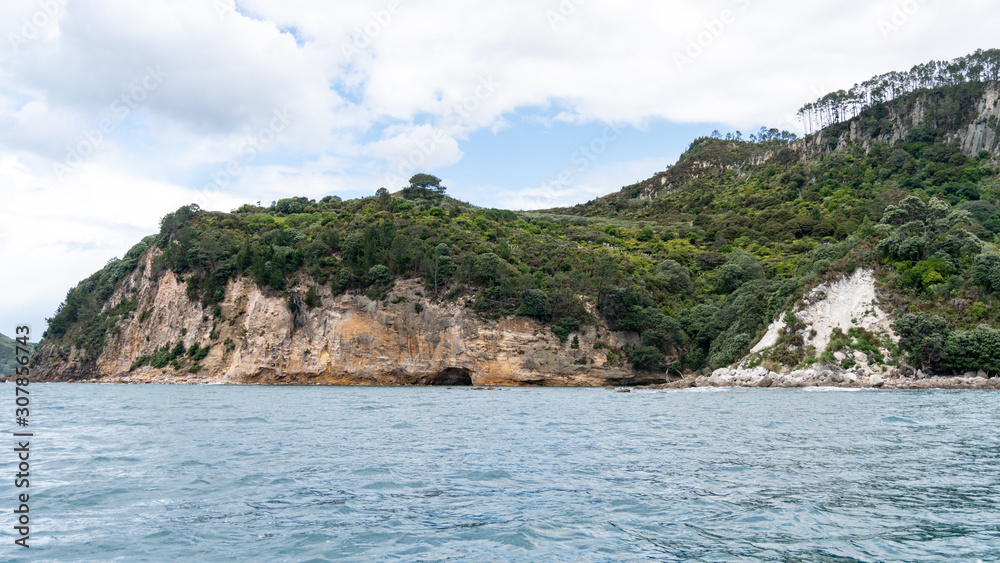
[32,250,661,387]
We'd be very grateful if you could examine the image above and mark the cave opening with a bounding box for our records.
[431,368,473,386]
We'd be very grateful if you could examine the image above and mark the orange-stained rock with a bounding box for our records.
[33,249,663,387]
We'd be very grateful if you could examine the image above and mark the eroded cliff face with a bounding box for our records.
[33,250,659,386]
[801,85,1000,157]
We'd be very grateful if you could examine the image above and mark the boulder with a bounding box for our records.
[870,374,885,388]
[978,370,989,379]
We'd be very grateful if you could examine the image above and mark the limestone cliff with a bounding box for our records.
[33,250,660,387]
[800,85,1000,158]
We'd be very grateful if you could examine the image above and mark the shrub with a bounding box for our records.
[893,313,948,371]
[474,252,508,285]
[171,341,186,358]
[368,265,391,287]
[902,258,951,290]
[717,250,765,292]
[515,289,552,321]
[150,345,172,369]
[130,355,151,371]
[943,325,1000,373]
[972,252,1000,292]
[655,259,693,294]
[445,284,465,301]
[304,285,321,308]
[191,344,210,362]
[551,317,580,342]
[629,345,666,372]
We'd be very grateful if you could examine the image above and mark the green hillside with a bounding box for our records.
[39,51,1000,377]
[0,334,35,376]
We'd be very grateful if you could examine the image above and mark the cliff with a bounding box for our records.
[799,83,1000,158]
[32,249,659,387]
[32,57,1000,385]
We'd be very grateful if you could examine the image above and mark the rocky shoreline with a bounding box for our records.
[24,362,1000,390]
[637,364,1000,390]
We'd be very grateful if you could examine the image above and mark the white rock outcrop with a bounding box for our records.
[751,268,896,357]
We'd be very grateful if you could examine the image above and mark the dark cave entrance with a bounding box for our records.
[429,368,473,386]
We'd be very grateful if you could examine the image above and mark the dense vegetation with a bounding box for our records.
[0,334,35,376]
[797,49,1000,133]
[40,55,1000,377]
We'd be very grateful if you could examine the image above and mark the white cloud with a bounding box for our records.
[500,156,673,210]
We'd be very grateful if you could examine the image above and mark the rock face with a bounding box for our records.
[33,250,661,387]
[800,85,1000,158]
[751,268,896,357]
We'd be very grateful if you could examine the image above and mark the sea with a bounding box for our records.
[3,384,1000,562]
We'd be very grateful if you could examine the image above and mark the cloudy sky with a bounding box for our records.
[0,0,995,335]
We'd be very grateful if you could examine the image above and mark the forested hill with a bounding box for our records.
[1,334,35,376]
[35,52,1000,382]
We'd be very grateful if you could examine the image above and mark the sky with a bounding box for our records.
[0,0,996,336]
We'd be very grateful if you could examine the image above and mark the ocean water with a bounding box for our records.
[4,384,1000,562]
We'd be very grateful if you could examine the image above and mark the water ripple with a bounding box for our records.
[6,385,1000,562]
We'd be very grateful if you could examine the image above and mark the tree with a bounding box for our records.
[717,250,765,292]
[943,325,1000,374]
[629,345,666,372]
[972,252,1000,293]
[474,252,507,286]
[402,174,446,199]
[655,259,693,294]
[368,265,391,287]
[409,173,442,188]
[796,49,1000,133]
[893,313,949,372]
[432,243,454,298]
[516,289,551,321]
[593,254,619,297]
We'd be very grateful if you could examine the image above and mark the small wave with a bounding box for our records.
[881,416,917,424]
[234,416,268,424]
[456,470,513,481]
[802,386,871,393]
[660,387,736,394]
[361,481,405,490]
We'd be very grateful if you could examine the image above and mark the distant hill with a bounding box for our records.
[0,333,35,376]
